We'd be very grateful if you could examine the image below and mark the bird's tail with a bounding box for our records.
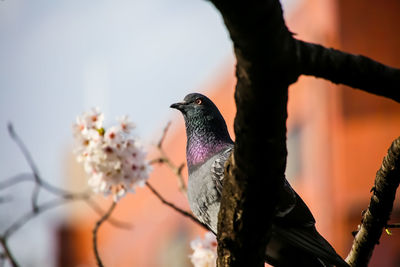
[272,225,349,267]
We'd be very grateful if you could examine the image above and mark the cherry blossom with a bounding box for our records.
[117,115,136,133]
[190,232,217,267]
[73,108,152,201]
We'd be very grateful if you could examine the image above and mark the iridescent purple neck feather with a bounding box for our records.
[186,134,230,167]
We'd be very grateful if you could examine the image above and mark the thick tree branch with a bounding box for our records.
[208,1,296,266]
[346,137,400,266]
[297,40,400,103]
[386,223,400,229]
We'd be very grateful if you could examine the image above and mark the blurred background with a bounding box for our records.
[1,0,400,266]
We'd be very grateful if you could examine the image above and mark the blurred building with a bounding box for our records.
[286,0,400,266]
[58,0,400,266]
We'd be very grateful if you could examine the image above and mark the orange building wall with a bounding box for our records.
[285,0,341,252]
[335,0,400,265]
[286,0,400,265]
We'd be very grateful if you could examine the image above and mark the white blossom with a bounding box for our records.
[189,232,217,267]
[104,126,124,147]
[117,115,136,133]
[73,107,104,135]
[72,109,152,201]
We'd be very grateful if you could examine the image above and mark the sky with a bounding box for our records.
[0,0,297,266]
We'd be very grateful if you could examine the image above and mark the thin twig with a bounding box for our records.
[1,189,130,238]
[0,173,34,191]
[0,253,5,267]
[93,201,117,267]
[31,184,40,212]
[8,123,47,211]
[3,198,68,238]
[0,173,79,199]
[0,182,130,266]
[84,198,132,230]
[7,123,41,180]
[157,121,172,149]
[148,123,208,230]
[152,122,187,193]
[145,182,210,232]
[0,237,19,267]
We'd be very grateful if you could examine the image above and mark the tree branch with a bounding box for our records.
[386,223,400,229]
[145,182,209,231]
[0,237,18,267]
[0,174,33,191]
[297,40,400,103]
[346,137,400,266]
[7,123,41,179]
[208,1,295,266]
[3,198,70,239]
[146,121,210,229]
[93,201,117,267]
[151,121,187,194]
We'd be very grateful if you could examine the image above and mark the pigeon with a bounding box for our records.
[171,93,348,267]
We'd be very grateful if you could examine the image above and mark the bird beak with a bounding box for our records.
[170,101,186,111]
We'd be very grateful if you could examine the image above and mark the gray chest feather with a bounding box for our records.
[187,153,223,233]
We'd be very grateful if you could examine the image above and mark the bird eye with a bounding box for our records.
[195,98,202,105]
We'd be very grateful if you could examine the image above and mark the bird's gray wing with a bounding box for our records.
[209,147,308,224]
[210,146,233,194]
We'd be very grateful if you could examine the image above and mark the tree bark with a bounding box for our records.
[208,1,298,266]
[296,40,400,103]
[346,137,400,266]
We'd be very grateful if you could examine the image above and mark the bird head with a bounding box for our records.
[170,93,218,119]
[170,92,232,144]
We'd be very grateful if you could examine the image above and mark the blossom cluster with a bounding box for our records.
[190,232,218,267]
[72,108,152,201]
